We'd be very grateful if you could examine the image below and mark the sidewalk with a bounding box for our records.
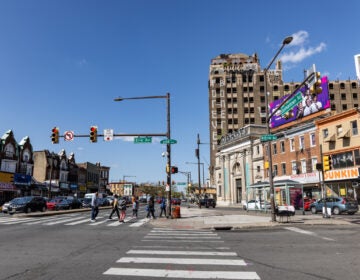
[150,206,352,230]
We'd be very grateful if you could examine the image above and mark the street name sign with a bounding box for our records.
[260,134,277,142]
[134,136,152,144]
[281,92,302,116]
[160,139,177,144]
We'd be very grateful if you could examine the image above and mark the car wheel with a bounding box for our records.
[333,207,340,215]
[41,206,46,212]
[348,212,355,215]
[311,206,317,214]
[69,206,72,210]
[25,207,31,213]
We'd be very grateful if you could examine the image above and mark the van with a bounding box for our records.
[84,193,95,199]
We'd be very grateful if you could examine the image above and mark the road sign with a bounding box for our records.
[104,129,114,141]
[281,92,302,116]
[134,136,152,144]
[160,139,177,144]
[177,182,187,185]
[260,134,277,142]
[64,131,74,141]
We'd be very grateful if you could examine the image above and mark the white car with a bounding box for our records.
[2,201,10,213]
[245,200,271,210]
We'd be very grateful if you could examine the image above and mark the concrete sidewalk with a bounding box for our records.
[150,206,352,230]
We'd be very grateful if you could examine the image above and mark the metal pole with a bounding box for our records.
[166,92,172,218]
[197,134,201,208]
[265,36,293,222]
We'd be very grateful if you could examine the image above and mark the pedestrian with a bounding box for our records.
[119,197,127,223]
[159,196,166,218]
[108,194,120,221]
[90,192,99,222]
[146,195,156,219]
[132,196,139,218]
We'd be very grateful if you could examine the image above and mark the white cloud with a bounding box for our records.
[278,30,326,64]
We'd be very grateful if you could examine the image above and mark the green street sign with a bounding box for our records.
[160,138,177,144]
[134,136,152,144]
[281,92,302,116]
[260,134,277,142]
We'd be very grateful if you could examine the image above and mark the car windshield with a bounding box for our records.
[13,197,32,204]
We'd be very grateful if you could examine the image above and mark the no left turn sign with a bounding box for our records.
[64,131,74,141]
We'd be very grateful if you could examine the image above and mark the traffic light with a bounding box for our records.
[170,166,178,174]
[310,72,322,94]
[90,126,98,143]
[51,127,59,144]
[323,155,332,171]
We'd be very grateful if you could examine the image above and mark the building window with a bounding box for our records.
[311,158,318,172]
[290,138,295,151]
[299,136,305,149]
[233,108,238,114]
[340,83,345,89]
[280,141,285,153]
[352,82,357,89]
[341,93,346,100]
[355,150,360,165]
[310,133,316,146]
[329,83,334,89]
[330,94,334,100]
[273,143,277,155]
[353,93,358,99]
[291,161,297,175]
[281,163,286,175]
[257,166,260,172]
[256,145,260,155]
[301,160,306,174]
[323,129,328,138]
[351,120,358,135]
[260,96,265,102]
[232,88,237,93]
[228,119,233,124]
[342,104,347,110]
[273,165,278,176]
[336,125,343,136]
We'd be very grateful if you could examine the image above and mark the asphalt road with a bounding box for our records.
[1,207,360,280]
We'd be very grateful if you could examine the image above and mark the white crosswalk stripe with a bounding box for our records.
[0,212,150,228]
[103,228,261,279]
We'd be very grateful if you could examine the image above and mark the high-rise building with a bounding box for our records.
[355,54,360,81]
[208,53,360,186]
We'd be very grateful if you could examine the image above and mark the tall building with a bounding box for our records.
[208,53,360,186]
[355,54,360,81]
[208,53,301,185]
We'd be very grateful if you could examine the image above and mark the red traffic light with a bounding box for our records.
[171,166,178,174]
[51,127,59,144]
[90,126,98,143]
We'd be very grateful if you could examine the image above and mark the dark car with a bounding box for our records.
[205,198,216,208]
[8,196,47,214]
[55,199,71,211]
[310,197,358,215]
[66,197,82,209]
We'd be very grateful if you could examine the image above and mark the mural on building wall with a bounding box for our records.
[269,76,330,128]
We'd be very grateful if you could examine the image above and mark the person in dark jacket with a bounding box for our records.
[159,196,166,218]
[146,196,156,219]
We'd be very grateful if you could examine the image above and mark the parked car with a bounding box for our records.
[66,197,82,209]
[1,201,11,213]
[8,196,47,214]
[310,197,359,215]
[46,198,64,211]
[244,200,270,211]
[81,198,92,208]
[55,199,71,211]
[171,198,181,205]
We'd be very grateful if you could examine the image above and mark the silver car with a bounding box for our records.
[310,197,358,215]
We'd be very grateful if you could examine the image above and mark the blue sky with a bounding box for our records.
[1,0,359,186]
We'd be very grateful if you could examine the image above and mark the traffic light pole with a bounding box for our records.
[320,144,330,218]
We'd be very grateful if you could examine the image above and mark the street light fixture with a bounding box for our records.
[264,36,293,222]
[114,93,172,217]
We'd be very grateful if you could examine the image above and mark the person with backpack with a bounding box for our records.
[119,197,127,223]
[146,195,156,219]
[108,194,120,221]
[159,196,166,218]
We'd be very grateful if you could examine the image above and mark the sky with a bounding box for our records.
[0,0,359,186]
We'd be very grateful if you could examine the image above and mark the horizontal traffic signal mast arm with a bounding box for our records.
[57,133,168,137]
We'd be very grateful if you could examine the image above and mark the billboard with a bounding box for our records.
[269,76,330,128]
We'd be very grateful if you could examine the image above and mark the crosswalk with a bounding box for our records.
[103,228,261,279]
[0,212,150,227]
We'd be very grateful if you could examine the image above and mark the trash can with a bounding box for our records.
[171,206,181,219]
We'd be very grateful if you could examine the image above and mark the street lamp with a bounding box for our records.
[185,162,205,186]
[114,93,172,217]
[264,36,293,222]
